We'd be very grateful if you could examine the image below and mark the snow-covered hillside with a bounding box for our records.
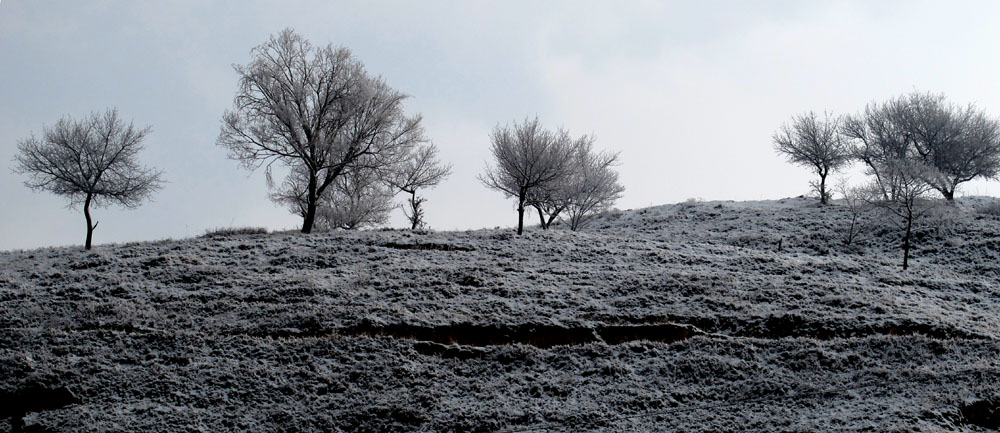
[3,197,1000,431]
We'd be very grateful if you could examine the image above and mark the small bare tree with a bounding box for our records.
[861,158,937,270]
[834,178,870,247]
[387,144,451,229]
[315,163,397,230]
[480,118,575,235]
[563,151,625,231]
[13,109,163,250]
[773,111,851,204]
[218,28,424,233]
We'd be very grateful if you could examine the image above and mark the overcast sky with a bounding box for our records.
[3,1,1000,250]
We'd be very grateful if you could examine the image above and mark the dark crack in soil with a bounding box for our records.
[0,384,79,433]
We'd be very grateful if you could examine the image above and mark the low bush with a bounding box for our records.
[200,227,268,238]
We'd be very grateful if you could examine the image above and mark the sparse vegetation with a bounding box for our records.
[200,226,268,238]
[978,200,1000,217]
[3,198,1000,431]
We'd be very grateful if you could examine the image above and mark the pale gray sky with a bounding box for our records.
[3,1,1000,250]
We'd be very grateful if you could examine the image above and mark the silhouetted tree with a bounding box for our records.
[843,91,1000,201]
[480,118,575,235]
[218,28,424,233]
[388,144,451,229]
[773,111,851,204]
[897,92,1000,201]
[842,99,913,201]
[861,158,936,270]
[13,109,163,250]
[561,140,625,231]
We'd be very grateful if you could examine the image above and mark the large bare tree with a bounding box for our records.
[773,111,851,204]
[842,91,1000,201]
[387,144,452,229]
[480,118,576,235]
[218,28,425,233]
[898,92,1000,201]
[13,109,163,249]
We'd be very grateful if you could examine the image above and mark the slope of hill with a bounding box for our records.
[3,197,1000,432]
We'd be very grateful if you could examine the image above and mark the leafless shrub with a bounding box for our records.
[834,178,871,247]
[200,227,268,238]
[314,162,397,230]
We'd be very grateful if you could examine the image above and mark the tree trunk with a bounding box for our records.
[83,193,95,250]
[409,191,420,230]
[845,214,857,246]
[819,169,828,205]
[902,213,912,270]
[535,205,547,229]
[302,201,317,233]
[546,212,559,229]
[301,175,318,233]
[516,189,526,235]
[942,188,955,202]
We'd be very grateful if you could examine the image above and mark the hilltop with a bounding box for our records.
[3,197,1000,432]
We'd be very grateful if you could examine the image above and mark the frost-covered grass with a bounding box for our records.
[2,197,1000,431]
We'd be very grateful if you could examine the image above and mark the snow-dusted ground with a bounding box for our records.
[3,197,1000,431]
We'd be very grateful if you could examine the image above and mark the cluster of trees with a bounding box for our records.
[480,118,625,234]
[219,29,451,233]
[774,91,1000,269]
[12,29,624,249]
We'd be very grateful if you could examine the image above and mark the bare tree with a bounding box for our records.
[834,178,870,247]
[480,118,575,235]
[315,162,397,230]
[899,92,1000,201]
[13,109,163,250]
[526,130,583,230]
[861,158,937,270]
[387,144,452,229]
[525,135,624,231]
[843,91,1000,202]
[842,99,913,201]
[218,28,424,233]
[561,142,625,231]
[773,111,851,204]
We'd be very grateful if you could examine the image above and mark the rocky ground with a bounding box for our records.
[3,197,1000,432]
